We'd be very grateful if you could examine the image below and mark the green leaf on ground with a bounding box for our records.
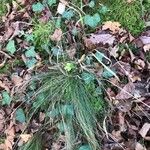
[2,91,11,105]
[32,2,44,12]
[99,5,108,14]
[81,72,95,84]
[84,13,100,27]
[102,69,116,78]
[25,58,37,68]
[62,10,74,20]
[25,46,36,57]
[51,47,63,56]
[6,40,16,54]
[47,0,56,6]
[79,145,92,150]
[88,1,95,8]
[64,63,75,72]
[15,108,26,123]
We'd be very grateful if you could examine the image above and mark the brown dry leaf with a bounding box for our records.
[16,0,26,5]
[135,142,146,150]
[139,123,150,139]
[39,112,45,122]
[84,33,115,49]
[134,59,145,70]
[143,44,150,52]
[116,82,135,100]
[60,0,68,5]
[110,46,119,58]
[0,110,5,132]
[4,125,15,150]
[139,36,150,45]
[51,29,63,42]
[111,130,122,141]
[20,134,32,143]
[3,27,14,41]
[0,80,10,92]
[102,21,121,34]
[11,74,23,86]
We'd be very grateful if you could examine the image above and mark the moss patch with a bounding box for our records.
[103,0,145,35]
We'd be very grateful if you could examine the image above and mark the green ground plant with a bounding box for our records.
[103,0,145,35]
[19,65,106,150]
[32,20,55,49]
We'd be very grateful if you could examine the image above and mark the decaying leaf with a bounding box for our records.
[57,2,66,14]
[20,134,32,143]
[134,59,145,70]
[0,80,10,92]
[139,36,150,45]
[11,74,23,86]
[139,123,150,140]
[116,82,135,100]
[51,28,63,42]
[102,21,121,34]
[84,33,115,49]
[143,44,150,52]
[0,110,5,132]
[135,142,146,150]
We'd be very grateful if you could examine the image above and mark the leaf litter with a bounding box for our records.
[0,0,150,150]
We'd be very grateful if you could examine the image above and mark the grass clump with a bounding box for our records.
[20,67,106,149]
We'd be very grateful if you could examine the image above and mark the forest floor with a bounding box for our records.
[0,0,150,150]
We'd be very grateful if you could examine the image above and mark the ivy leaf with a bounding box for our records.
[84,13,100,27]
[47,0,56,6]
[64,63,75,72]
[99,5,108,14]
[102,69,116,78]
[25,46,36,57]
[25,58,37,68]
[25,34,34,42]
[51,47,63,56]
[88,1,95,8]
[79,145,92,150]
[32,2,44,12]
[62,10,74,20]
[2,91,11,105]
[81,72,95,84]
[6,40,16,54]
[15,108,26,123]
[93,51,119,80]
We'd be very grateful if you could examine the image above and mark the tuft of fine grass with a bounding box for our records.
[21,68,105,149]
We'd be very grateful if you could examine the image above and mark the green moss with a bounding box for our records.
[103,0,145,35]
[32,21,55,48]
[0,0,10,19]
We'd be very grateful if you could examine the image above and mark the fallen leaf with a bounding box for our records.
[116,82,135,100]
[134,59,145,70]
[135,142,146,150]
[139,36,150,45]
[110,46,119,58]
[57,2,66,15]
[143,44,150,52]
[51,28,63,42]
[11,74,23,86]
[0,80,10,92]
[139,123,150,139]
[102,21,121,34]
[0,110,5,132]
[20,134,32,143]
[84,33,115,49]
